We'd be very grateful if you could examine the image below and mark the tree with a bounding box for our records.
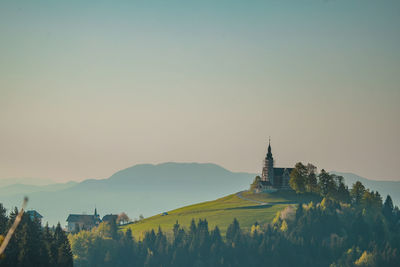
[361,190,382,212]
[54,222,73,267]
[350,181,366,205]
[355,251,376,266]
[289,162,307,193]
[125,228,133,241]
[305,163,318,192]
[383,195,394,220]
[226,218,241,243]
[210,226,222,245]
[337,178,351,203]
[43,223,55,266]
[173,221,180,238]
[117,212,130,225]
[318,169,336,197]
[250,176,261,191]
[0,204,7,235]
[96,222,111,238]
[57,242,73,267]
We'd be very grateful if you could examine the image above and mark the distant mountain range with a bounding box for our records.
[0,163,254,226]
[0,163,398,226]
[0,177,56,187]
[0,182,78,198]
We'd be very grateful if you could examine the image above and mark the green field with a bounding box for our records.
[122,190,303,240]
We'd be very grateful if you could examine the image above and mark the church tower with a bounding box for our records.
[261,139,274,185]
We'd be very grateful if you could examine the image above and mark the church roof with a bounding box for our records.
[66,214,98,224]
[102,214,118,222]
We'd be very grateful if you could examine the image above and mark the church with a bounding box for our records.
[254,140,293,192]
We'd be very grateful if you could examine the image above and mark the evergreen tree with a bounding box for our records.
[226,218,241,243]
[350,181,366,205]
[1,207,20,266]
[54,223,73,267]
[337,180,351,203]
[0,205,74,267]
[173,220,180,239]
[0,204,7,235]
[383,195,394,220]
[43,223,55,266]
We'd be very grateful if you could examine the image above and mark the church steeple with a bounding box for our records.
[266,137,273,159]
[262,137,274,183]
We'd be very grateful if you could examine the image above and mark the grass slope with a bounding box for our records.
[123,191,305,240]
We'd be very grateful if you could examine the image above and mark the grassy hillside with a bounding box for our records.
[122,190,305,240]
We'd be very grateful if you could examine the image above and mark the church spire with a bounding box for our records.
[262,137,274,183]
[266,137,273,159]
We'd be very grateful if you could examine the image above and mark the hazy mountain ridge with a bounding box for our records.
[0,163,254,226]
[0,181,78,197]
[0,177,56,187]
[0,163,399,226]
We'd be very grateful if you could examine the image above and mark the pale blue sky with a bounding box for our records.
[1,0,399,181]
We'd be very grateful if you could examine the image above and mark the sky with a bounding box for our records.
[0,0,399,182]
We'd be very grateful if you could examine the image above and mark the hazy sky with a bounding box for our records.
[1,0,399,182]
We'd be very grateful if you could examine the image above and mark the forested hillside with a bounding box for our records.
[0,205,73,266]
[67,163,400,267]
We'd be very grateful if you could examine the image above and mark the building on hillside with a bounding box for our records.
[66,208,101,232]
[26,210,43,223]
[254,140,293,192]
[102,214,118,224]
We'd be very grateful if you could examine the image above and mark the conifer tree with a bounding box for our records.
[226,218,241,243]
[0,204,7,235]
[350,181,366,205]
[383,195,394,220]
[54,223,73,267]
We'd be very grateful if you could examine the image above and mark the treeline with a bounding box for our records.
[0,205,73,267]
[68,163,400,267]
[69,198,400,266]
[289,162,384,206]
